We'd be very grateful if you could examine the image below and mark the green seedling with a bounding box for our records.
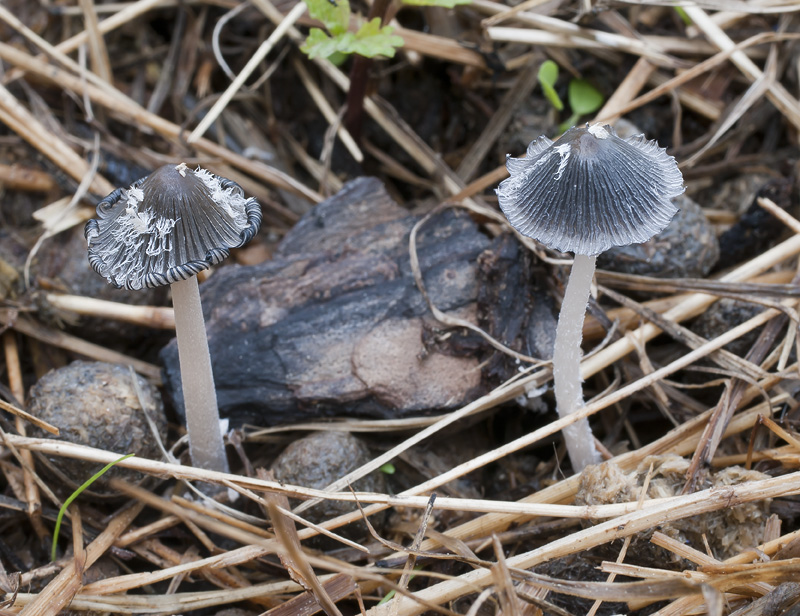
[301,0,469,60]
[559,78,605,132]
[379,462,396,474]
[674,6,692,25]
[302,0,402,60]
[376,565,423,605]
[537,60,563,111]
[51,453,135,562]
[538,61,606,133]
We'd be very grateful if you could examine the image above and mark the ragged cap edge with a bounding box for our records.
[496,124,684,255]
[85,164,262,290]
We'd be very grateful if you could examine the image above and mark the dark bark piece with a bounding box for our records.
[477,234,557,383]
[716,177,796,269]
[161,177,495,426]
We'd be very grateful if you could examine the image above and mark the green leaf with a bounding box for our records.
[402,0,471,7]
[350,19,404,58]
[568,79,604,116]
[302,19,403,59]
[379,462,396,474]
[300,28,344,59]
[537,60,558,88]
[305,0,351,36]
[51,453,135,562]
[537,60,563,111]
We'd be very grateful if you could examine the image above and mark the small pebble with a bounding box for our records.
[271,431,386,542]
[690,297,765,356]
[28,361,167,496]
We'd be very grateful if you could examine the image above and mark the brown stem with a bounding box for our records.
[343,0,394,142]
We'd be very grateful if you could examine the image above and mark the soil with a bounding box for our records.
[0,1,799,615]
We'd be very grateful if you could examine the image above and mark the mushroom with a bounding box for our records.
[496,124,684,472]
[85,162,262,473]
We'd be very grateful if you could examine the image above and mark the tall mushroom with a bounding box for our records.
[497,124,684,472]
[85,162,262,473]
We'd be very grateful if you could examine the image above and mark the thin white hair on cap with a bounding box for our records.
[86,164,262,290]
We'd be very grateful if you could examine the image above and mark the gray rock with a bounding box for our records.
[691,297,764,356]
[597,194,719,278]
[27,361,167,497]
[271,431,386,541]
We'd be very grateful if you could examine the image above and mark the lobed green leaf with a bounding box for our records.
[305,0,351,35]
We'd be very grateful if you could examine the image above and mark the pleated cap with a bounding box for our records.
[85,163,262,290]
[496,124,684,256]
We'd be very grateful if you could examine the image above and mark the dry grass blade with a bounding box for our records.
[291,57,363,163]
[0,83,115,196]
[0,435,710,521]
[0,399,59,436]
[758,415,800,452]
[596,270,800,299]
[261,468,345,616]
[0,311,161,382]
[684,5,800,131]
[514,569,699,603]
[389,495,437,616]
[77,0,112,82]
[491,535,523,616]
[3,333,47,538]
[17,502,144,616]
[0,41,320,208]
[367,472,800,615]
[44,294,176,329]
[684,47,777,167]
[264,574,361,616]
[0,163,57,192]
[188,2,308,143]
[53,0,171,56]
[456,56,541,181]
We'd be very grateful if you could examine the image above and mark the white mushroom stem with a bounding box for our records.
[171,276,230,474]
[552,253,602,472]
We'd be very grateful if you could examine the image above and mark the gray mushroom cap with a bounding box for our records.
[496,124,684,256]
[85,163,262,290]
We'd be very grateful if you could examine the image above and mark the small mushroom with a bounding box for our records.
[497,124,684,472]
[85,163,261,473]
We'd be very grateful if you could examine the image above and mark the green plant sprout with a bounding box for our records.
[379,462,396,474]
[51,453,135,562]
[537,61,605,133]
[560,79,605,132]
[301,0,469,60]
[674,6,693,25]
[537,60,563,111]
[376,565,423,605]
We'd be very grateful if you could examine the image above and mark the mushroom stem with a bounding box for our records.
[552,253,602,472]
[171,276,230,474]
